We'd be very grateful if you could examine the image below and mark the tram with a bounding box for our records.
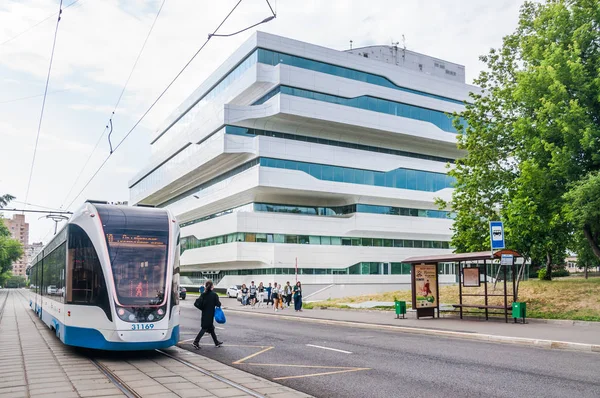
[28,201,180,350]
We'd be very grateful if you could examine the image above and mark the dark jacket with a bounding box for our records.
[200,290,222,329]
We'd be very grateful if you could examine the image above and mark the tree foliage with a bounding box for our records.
[0,194,23,276]
[0,194,15,209]
[442,0,600,280]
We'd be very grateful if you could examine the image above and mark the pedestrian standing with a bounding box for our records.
[284,281,293,307]
[277,283,284,310]
[192,280,223,349]
[257,282,265,308]
[241,284,248,306]
[266,283,273,306]
[272,282,280,311]
[249,281,257,308]
[293,281,303,312]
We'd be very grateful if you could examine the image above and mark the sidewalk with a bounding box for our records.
[223,301,600,349]
[0,290,311,398]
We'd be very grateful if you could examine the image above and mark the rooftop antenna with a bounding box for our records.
[402,34,406,62]
[349,40,353,50]
[392,40,400,65]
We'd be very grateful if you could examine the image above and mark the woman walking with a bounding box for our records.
[257,282,265,308]
[272,282,280,311]
[240,284,249,306]
[192,280,223,349]
[293,281,303,312]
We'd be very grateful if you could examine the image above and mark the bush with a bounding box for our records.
[538,267,570,279]
[552,268,570,277]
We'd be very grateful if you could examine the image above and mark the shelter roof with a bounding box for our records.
[403,249,521,264]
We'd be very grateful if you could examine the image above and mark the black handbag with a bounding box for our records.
[194,295,204,310]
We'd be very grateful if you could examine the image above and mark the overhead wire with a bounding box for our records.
[59,0,167,209]
[0,0,81,47]
[23,0,65,212]
[65,0,276,210]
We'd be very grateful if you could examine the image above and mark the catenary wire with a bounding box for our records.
[23,0,65,212]
[59,0,167,209]
[0,0,81,47]
[65,0,276,210]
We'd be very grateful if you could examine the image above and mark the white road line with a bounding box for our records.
[306,344,352,354]
[216,326,225,330]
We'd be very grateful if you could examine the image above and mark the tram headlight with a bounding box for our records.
[147,314,155,321]
[116,306,137,322]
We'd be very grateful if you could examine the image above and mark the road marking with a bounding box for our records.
[273,368,369,381]
[244,364,360,369]
[216,326,225,330]
[232,346,274,365]
[306,344,352,354]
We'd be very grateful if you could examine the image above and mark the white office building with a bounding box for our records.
[129,32,477,299]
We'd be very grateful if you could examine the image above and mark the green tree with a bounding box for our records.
[564,171,600,260]
[0,194,15,209]
[0,194,23,279]
[442,0,600,280]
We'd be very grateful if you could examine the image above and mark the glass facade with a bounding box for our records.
[191,262,457,278]
[226,126,454,164]
[161,156,453,208]
[254,86,466,134]
[256,49,465,105]
[155,46,467,147]
[159,159,260,207]
[180,232,451,254]
[254,203,452,219]
[259,157,455,192]
[180,202,452,228]
[154,51,259,146]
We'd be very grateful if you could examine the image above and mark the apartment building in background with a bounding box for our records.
[129,32,477,298]
[3,214,29,277]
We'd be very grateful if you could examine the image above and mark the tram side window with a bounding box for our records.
[67,224,112,321]
[30,263,38,294]
[42,244,66,303]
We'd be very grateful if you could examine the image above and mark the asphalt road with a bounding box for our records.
[178,298,600,398]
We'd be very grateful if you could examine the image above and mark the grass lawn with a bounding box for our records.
[305,277,600,322]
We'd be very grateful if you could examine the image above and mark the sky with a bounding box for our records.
[0,0,527,244]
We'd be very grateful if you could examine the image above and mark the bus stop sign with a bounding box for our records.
[490,221,505,250]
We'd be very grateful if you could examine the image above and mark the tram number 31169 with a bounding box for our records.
[131,323,155,330]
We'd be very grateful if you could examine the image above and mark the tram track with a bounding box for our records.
[87,348,267,398]
[0,289,9,321]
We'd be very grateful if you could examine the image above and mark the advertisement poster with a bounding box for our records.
[414,264,437,308]
[463,267,480,287]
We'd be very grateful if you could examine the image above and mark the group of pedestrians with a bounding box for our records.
[239,281,303,311]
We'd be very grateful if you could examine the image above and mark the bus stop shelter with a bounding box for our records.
[404,249,521,323]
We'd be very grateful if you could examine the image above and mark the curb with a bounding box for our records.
[306,306,600,327]
[224,308,600,354]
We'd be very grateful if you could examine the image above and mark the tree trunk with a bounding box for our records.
[544,252,552,281]
[583,224,600,260]
[585,265,588,279]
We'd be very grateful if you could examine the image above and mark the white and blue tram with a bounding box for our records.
[28,202,180,350]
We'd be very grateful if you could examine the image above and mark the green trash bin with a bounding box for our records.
[395,300,406,319]
[512,302,526,322]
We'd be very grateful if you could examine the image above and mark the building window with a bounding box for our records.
[180,232,451,254]
[259,157,455,192]
[253,85,466,134]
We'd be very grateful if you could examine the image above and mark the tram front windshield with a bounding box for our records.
[96,205,170,306]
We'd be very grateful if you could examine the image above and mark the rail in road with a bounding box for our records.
[88,349,267,398]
